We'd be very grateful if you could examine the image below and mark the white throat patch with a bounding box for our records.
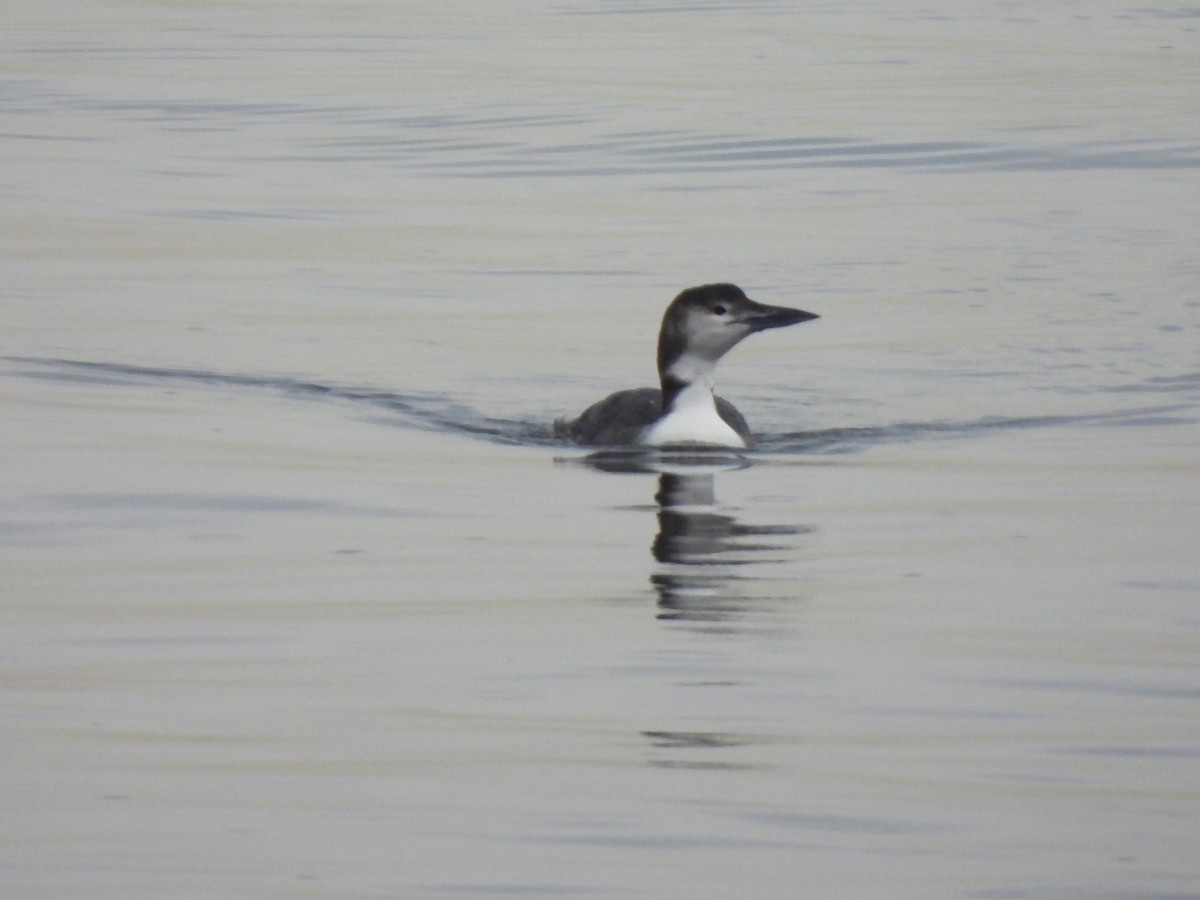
[639,375,746,448]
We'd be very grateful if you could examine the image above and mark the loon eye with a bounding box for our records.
[712,304,727,316]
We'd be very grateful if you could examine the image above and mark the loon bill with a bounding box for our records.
[555,283,818,448]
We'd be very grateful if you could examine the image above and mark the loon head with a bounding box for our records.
[657,283,819,393]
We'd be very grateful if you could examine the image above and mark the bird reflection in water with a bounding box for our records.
[572,449,814,770]
[580,450,813,627]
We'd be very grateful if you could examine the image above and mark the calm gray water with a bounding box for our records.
[3,3,1199,898]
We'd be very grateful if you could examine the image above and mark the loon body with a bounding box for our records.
[555,283,818,448]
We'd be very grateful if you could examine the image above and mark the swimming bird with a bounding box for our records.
[555,283,818,448]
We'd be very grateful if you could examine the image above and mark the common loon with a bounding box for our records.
[555,283,818,448]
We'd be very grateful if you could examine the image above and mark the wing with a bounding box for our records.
[554,388,662,446]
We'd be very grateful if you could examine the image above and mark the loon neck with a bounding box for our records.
[640,354,745,448]
[660,353,717,413]
[661,375,719,419]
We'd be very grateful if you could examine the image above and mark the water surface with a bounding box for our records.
[3,2,1199,898]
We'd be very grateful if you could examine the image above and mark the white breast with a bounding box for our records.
[639,403,746,448]
[640,353,747,448]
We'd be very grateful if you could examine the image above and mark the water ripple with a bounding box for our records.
[7,356,1194,456]
[10,80,1197,176]
[402,131,1200,178]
